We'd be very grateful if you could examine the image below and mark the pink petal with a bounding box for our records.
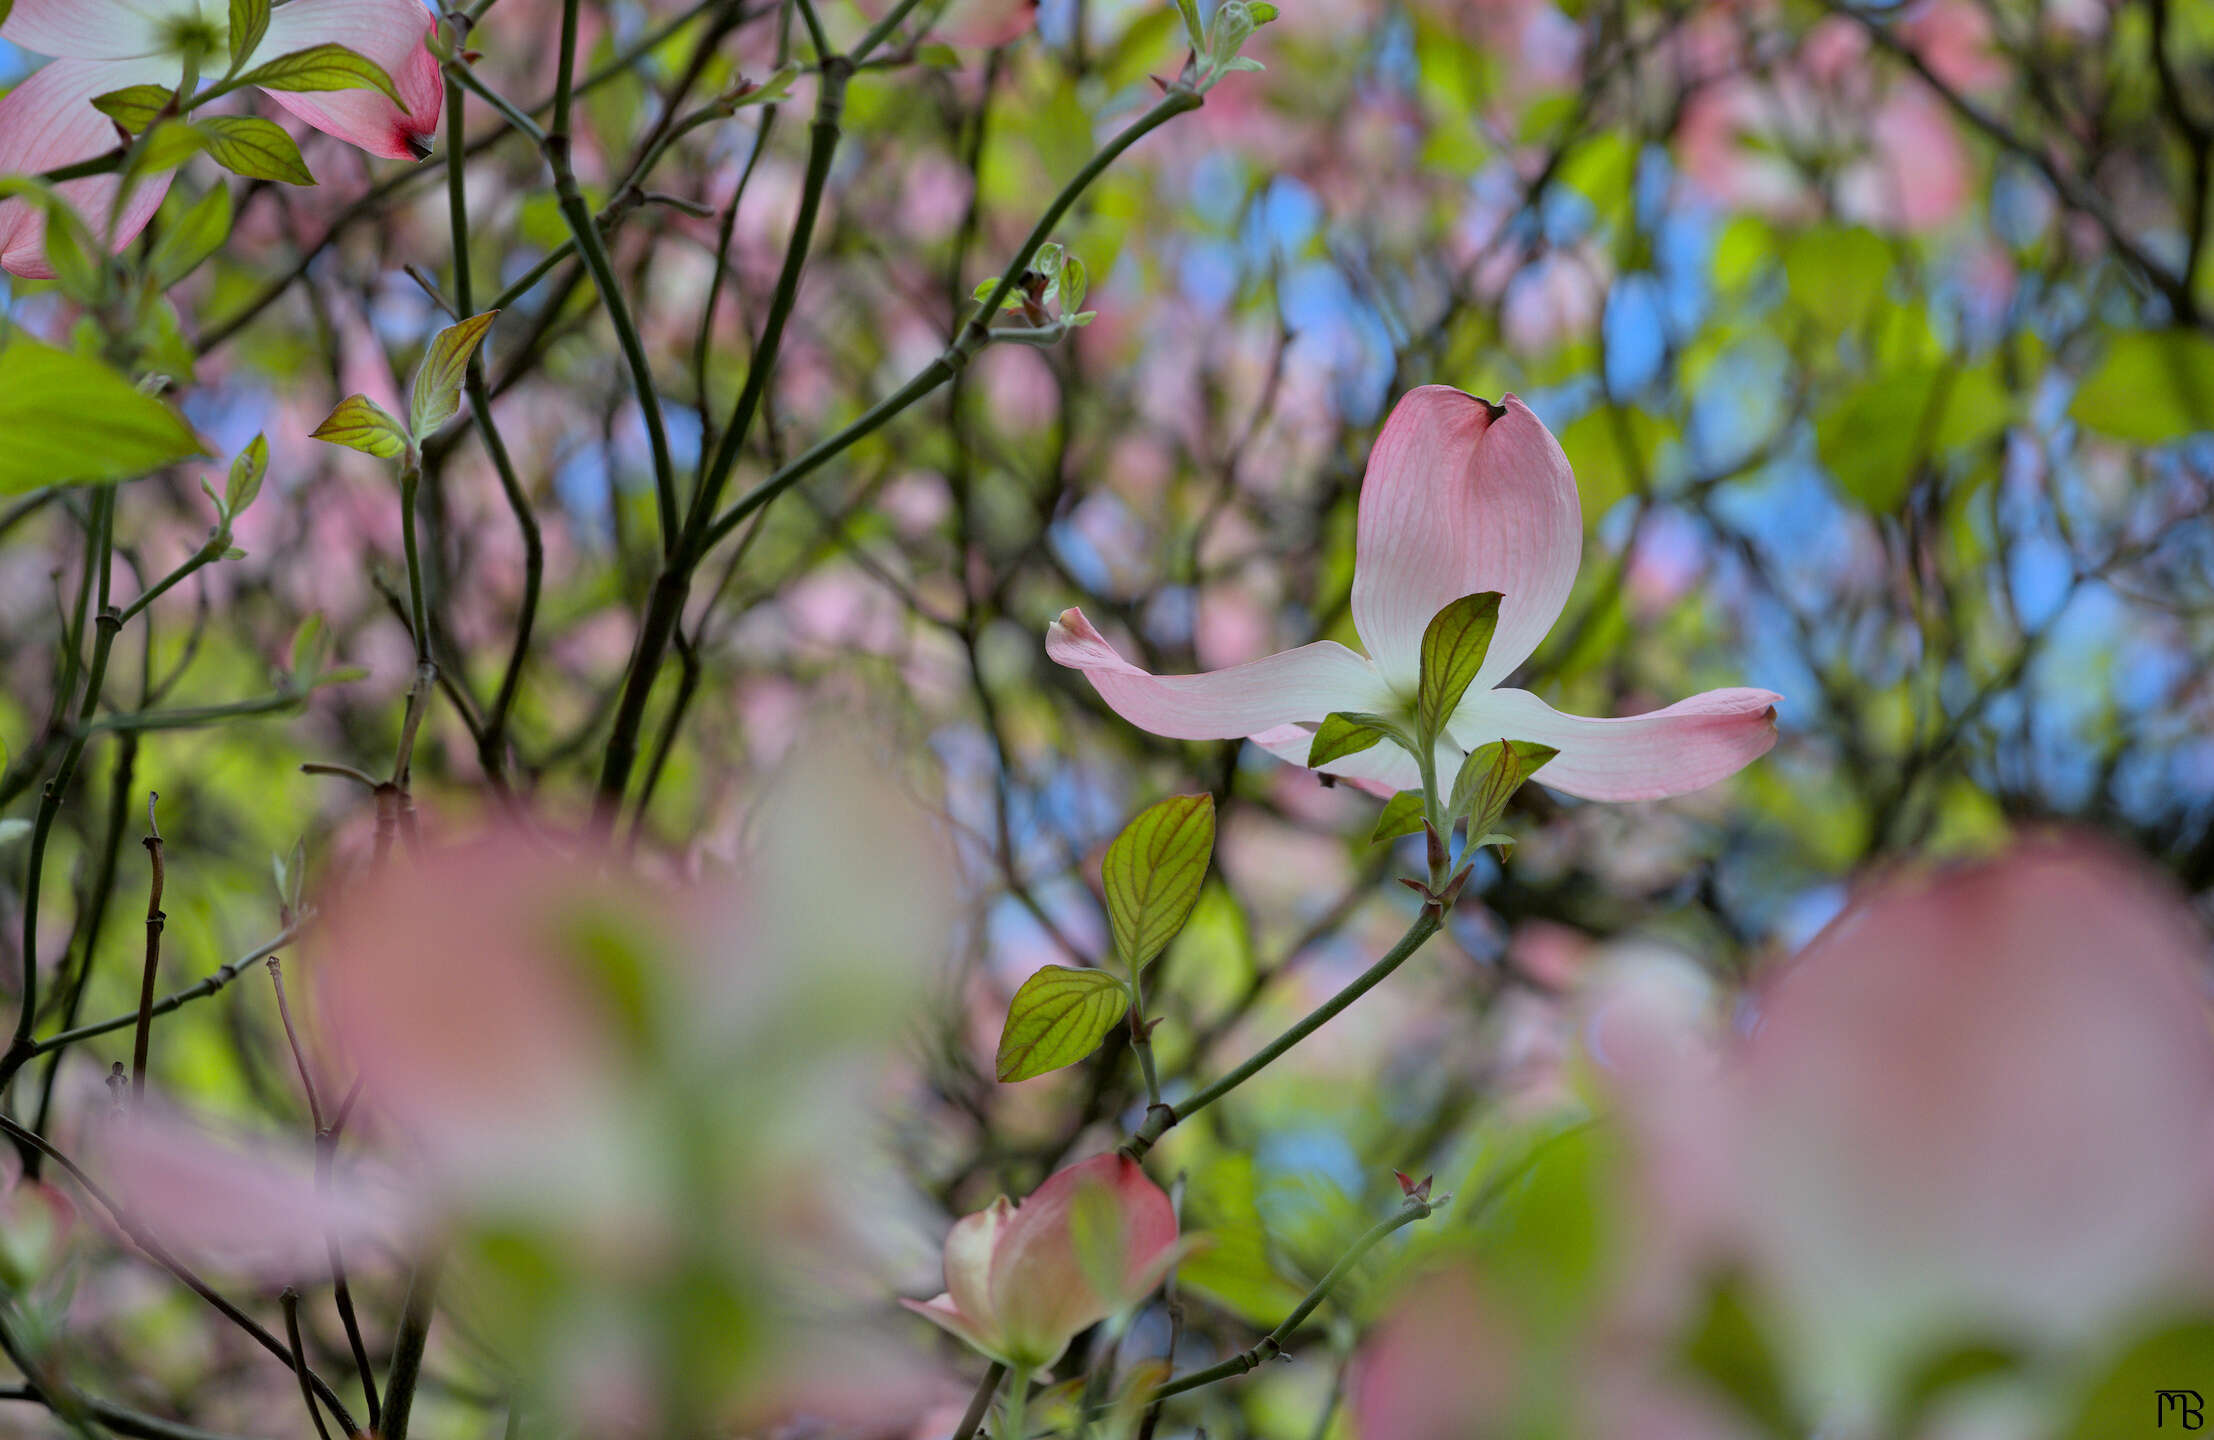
[0,57,177,279]
[898,1294,998,1358]
[0,0,166,59]
[1047,606,1389,741]
[1351,388,1581,689]
[943,1198,1013,1335]
[88,1108,414,1283]
[985,1154,1177,1365]
[256,0,443,161]
[1454,686,1780,801]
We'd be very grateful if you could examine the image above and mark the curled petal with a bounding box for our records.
[256,0,443,160]
[1351,388,1581,689]
[986,1154,1178,1367]
[943,1198,1013,1336]
[1455,686,1780,801]
[0,57,178,278]
[1047,607,1389,741]
[897,1294,998,1359]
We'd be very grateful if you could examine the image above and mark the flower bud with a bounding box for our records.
[903,1153,1179,1369]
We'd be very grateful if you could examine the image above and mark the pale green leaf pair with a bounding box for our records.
[311,311,501,460]
[996,794,1217,1082]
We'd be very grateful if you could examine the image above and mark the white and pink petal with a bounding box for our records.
[1350,388,1582,690]
[1048,607,1390,741]
[254,0,442,161]
[1453,686,1780,802]
[0,57,180,279]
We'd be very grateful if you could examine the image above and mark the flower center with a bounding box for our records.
[160,14,227,68]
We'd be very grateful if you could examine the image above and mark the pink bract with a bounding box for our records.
[1047,386,1780,802]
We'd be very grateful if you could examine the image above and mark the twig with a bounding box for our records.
[128,792,165,1102]
[280,1290,336,1440]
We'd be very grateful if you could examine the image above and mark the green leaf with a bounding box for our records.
[1416,591,1502,739]
[131,121,205,177]
[1473,831,1515,859]
[1061,253,1088,315]
[310,395,410,460]
[91,84,171,133]
[1448,738,1557,833]
[1101,794,1215,970]
[228,0,270,71]
[147,183,233,291]
[2070,329,2214,442]
[1885,1343,2018,1438]
[1370,790,1426,844]
[225,434,268,517]
[234,42,402,105]
[194,115,314,185]
[1678,1277,1798,1440]
[0,334,207,493]
[995,965,1131,1082]
[409,310,499,439]
[288,613,330,682]
[1306,711,1394,768]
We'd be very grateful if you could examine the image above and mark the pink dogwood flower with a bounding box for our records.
[903,1153,1180,1369]
[1048,386,1780,802]
[0,0,443,278]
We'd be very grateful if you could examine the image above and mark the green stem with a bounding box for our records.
[380,1253,442,1440]
[1123,909,1442,1159]
[547,0,680,554]
[1000,1366,1033,1440]
[1146,1198,1437,1403]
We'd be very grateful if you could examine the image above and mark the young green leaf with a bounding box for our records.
[228,0,270,71]
[1448,738,1557,834]
[996,965,1131,1082]
[1307,711,1393,768]
[0,333,207,493]
[310,395,410,460]
[1061,254,1089,315]
[1101,793,1216,971]
[1473,831,1515,861]
[131,121,205,177]
[1416,590,1502,738]
[91,84,171,132]
[194,116,314,185]
[288,613,330,682]
[147,183,233,291]
[1370,790,1426,844]
[409,310,499,439]
[225,434,268,518]
[235,42,402,104]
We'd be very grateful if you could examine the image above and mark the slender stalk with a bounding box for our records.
[1147,1197,1437,1402]
[128,792,164,1102]
[381,1252,443,1440]
[949,1362,1008,1440]
[280,1291,336,1440]
[1123,910,1442,1159]
[28,924,302,1057]
[445,77,542,780]
[0,1117,363,1435]
[3,490,120,1104]
[1000,1366,1033,1440]
[547,0,680,552]
[697,86,1203,553]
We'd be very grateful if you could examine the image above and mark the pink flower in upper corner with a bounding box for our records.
[1047,386,1781,803]
[902,1153,1180,1369]
[0,0,443,277]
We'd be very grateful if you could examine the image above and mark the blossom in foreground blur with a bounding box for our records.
[1047,387,1780,802]
[1350,836,2214,1437]
[0,0,442,277]
[305,731,959,1430]
[903,1152,1180,1370]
